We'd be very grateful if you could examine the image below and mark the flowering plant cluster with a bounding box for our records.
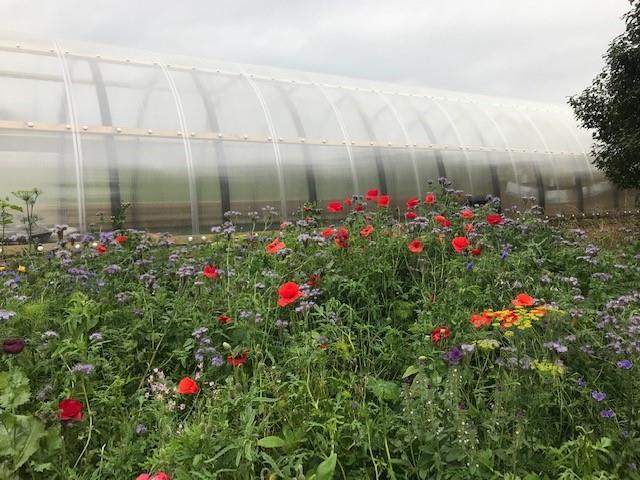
[1,179,639,479]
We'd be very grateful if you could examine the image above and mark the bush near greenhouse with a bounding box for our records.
[1,180,640,479]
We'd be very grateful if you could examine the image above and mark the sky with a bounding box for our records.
[0,0,631,104]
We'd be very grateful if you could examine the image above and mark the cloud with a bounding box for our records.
[0,0,630,103]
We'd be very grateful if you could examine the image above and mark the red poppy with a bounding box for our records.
[218,314,233,325]
[464,223,475,233]
[424,192,436,205]
[460,209,474,220]
[59,398,83,421]
[360,224,374,238]
[343,196,352,206]
[406,197,420,209]
[512,293,535,307]
[335,227,349,249]
[227,352,248,367]
[405,211,417,220]
[96,243,107,255]
[408,239,424,253]
[266,239,286,254]
[203,264,219,279]
[377,195,390,208]
[434,215,451,228]
[136,475,151,480]
[354,203,365,212]
[431,325,450,343]
[278,282,303,307]
[307,273,321,287]
[486,214,503,225]
[471,246,482,256]
[365,189,379,201]
[470,313,492,328]
[451,236,470,253]
[321,227,335,238]
[115,234,128,245]
[327,201,343,213]
[176,377,199,395]
[151,473,172,480]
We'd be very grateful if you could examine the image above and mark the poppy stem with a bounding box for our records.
[73,380,93,469]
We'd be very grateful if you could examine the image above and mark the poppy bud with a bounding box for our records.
[2,338,25,354]
[222,342,231,350]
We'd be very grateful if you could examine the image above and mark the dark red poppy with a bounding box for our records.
[203,264,219,279]
[486,214,503,225]
[405,211,417,220]
[360,224,374,238]
[408,239,424,253]
[424,192,436,205]
[115,234,128,245]
[176,377,199,395]
[434,215,451,228]
[451,236,470,253]
[218,314,233,325]
[307,273,321,287]
[343,196,352,206]
[335,227,349,249]
[2,338,25,354]
[365,189,379,201]
[327,201,343,213]
[266,239,285,254]
[59,398,83,421]
[471,247,482,256]
[227,352,248,367]
[406,197,420,209]
[464,223,475,233]
[278,282,303,307]
[460,209,474,220]
[431,326,450,343]
[96,243,107,255]
[354,203,365,212]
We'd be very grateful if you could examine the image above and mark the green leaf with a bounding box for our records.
[367,378,400,402]
[402,365,419,379]
[257,436,286,448]
[315,452,337,480]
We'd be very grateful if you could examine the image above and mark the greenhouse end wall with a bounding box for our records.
[0,32,637,234]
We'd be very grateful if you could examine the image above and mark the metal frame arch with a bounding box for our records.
[237,65,288,218]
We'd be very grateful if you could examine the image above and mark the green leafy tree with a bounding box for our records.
[569,1,640,189]
[0,197,23,250]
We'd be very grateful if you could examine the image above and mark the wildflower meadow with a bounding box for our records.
[1,180,639,479]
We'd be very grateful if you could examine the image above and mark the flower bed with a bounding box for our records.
[1,182,639,479]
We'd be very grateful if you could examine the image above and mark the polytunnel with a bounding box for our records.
[0,32,636,234]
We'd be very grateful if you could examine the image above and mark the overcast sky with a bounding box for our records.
[0,0,631,104]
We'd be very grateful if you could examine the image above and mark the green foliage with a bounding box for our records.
[570,1,640,190]
[0,185,639,478]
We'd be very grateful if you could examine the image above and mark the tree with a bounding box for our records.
[569,1,640,190]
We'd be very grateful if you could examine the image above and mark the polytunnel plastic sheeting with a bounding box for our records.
[0,32,635,234]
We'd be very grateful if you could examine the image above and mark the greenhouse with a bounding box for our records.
[0,32,635,233]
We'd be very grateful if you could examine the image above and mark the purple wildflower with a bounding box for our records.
[591,391,607,402]
[0,310,16,322]
[72,363,95,375]
[600,408,616,418]
[442,346,464,365]
[617,359,633,370]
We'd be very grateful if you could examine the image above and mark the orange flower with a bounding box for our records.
[512,293,535,307]
[434,215,451,228]
[327,201,343,213]
[424,192,436,205]
[266,238,285,254]
[227,352,248,368]
[470,313,492,328]
[218,314,232,325]
[461,209,474,220]
[451,236,469,253]
[360,224,374,238]
[407,239,424,253]
[177,377,199,395]
[321,227,335,238]
[343,196,352,206]
[464,223,475,233]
